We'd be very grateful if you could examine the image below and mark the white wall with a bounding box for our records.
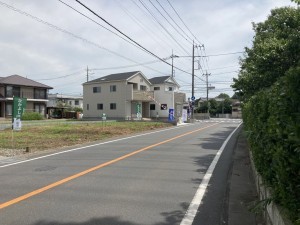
[150,85,174,118]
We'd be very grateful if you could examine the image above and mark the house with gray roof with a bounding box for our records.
[0,75,53,118]
[82,71,186,120]
[82,71,154,119]
[149,76,185,118]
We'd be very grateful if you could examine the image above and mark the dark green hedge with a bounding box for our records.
[243,66,300,223]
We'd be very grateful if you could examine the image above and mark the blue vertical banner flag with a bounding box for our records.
[12,97,27,130]
[168,108,174,121]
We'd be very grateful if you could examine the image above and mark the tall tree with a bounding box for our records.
[232,6,300,101]
[215,93,230,99]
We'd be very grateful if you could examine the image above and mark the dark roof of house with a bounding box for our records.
[0,75,53,89]
[148,76,171,84]
[84,71,141,84]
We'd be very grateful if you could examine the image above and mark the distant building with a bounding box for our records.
[46,94,83,119]
[47,94,83,109]
[0,75,52,118]
[231,101,242,118]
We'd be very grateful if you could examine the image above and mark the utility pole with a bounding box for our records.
[191,40,195,120]
[86,66,94,82]
[191,41,202,120]
[203,71,211,114]
[171,50,178,77]
[86,66,89,82]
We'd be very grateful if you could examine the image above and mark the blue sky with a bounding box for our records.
[0,0,295,98]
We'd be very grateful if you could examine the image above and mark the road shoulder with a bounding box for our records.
[227,130,264,225]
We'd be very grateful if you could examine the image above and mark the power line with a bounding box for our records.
[212,70,239,76]
[129,0,192,70]
[148,0,193,46]
[154,0,194,43]
[0,1,170,76]
[58,0,149,55]
[75,0,193,76]
[115,0,172,53]
[166,0,203,45]
[176,51,245,58]
[36,71,83,81]
[129,0,182,54]
[202,51,245,57]
[0,2,138,64]
[209,65,239,71]
[137,0,191,56]
[91,57,172,71]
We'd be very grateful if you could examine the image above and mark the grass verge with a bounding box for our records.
[0,121,172,156]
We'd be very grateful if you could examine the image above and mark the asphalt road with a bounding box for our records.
[0,119,242,225]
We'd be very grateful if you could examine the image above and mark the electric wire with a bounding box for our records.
[115,0,172,53]
[36,71,83,81]
[129,0,193,70]
[166,0,203,45]
[75,0,193,76]
[91,57,172,71]
[154,0,194,43]
[137,0,191,56]
[148,0,193,46]
[129,0,184,55]
[58,0,149,55]
[0,1,173,76]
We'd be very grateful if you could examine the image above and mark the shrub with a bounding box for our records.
[243,67,300,223]
[21,112,44,120]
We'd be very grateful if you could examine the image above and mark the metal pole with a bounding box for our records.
[86,66,89,82]
[171,50,174,77]
[191,40,195,120]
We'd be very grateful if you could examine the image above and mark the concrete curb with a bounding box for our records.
[249,153,293,225]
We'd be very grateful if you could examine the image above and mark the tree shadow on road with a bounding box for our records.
[31,202,190,225]
[195,127,234,150]
[32,216,140,225]
[155,202,189,225]
[191,153,216,185]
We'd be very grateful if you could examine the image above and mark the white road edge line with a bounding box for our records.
[0,124,194,168]
[180,122,242,225]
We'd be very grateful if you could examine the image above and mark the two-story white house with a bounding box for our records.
[82,71,154,120]
[82,71,186,120]
[149,76,186,118]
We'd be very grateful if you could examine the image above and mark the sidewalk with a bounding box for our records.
[227,131,264,225]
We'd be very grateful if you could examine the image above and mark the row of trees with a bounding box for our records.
[196,93,236,116]
[232,1,299,224]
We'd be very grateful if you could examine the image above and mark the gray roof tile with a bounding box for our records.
[84,71,140,84]
[148,76,170,84]
[0,75,52,89]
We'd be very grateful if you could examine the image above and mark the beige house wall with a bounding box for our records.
[83,73,153,119]
[83,80,127,118]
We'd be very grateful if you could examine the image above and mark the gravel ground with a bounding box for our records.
[0,148,27,157]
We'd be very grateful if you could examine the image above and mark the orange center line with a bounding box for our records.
[0,123,218,210]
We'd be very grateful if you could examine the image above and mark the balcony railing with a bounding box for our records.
[5,91,47,99]
[132,91,154,101]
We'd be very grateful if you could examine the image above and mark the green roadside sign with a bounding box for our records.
[136,103,142,120]
[12,97,27,130]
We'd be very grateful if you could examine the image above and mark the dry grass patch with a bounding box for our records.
[0,122,172,156]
